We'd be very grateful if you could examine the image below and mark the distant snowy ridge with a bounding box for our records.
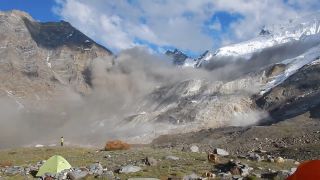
[215,12,320,58]
[177,12,320,68]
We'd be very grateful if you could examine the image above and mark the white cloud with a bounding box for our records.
[54,0,320,53]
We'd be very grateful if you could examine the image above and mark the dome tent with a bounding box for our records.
[36,155,72,177]
[287,160,320,180]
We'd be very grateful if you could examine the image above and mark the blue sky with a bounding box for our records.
[0,0,59,22]
[1,0,319,56]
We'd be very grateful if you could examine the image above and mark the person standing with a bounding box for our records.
[60,136,64,147]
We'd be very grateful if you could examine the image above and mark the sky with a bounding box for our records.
[1,0,320,56]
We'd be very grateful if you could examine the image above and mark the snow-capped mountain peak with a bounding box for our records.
[184,12,320,68]
[213,12,320,58]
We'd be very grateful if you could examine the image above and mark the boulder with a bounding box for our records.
[208,153,219,164]
[144,157,158,166]
[88,162,103,175]
[214,148,229,156]
[190,145,199,153]
[202,172,216,178]
[275,157,285,164]
[119,165,141,174]
[240,166,251,177]
[165,156,180,161]
[104,154,112,159]
[105,140,130,151]
[248,153,262,162]
[4,166,24,176]
[57,170,69,180]
[67,171,88,180]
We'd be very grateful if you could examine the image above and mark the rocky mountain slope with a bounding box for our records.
[131,13,320,142]
[0,10,113,104]
[0,10,319,148]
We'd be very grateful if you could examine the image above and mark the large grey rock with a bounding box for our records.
[144,157,158,166]
[67,171,88,180]
[214,148,229,156]
[240,166,250,177]
[4,166,24,175]
[190,145,199,153]
[248,153,262,161]
[119,165,142,174]
[88,162,103,175]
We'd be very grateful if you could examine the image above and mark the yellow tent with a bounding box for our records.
[36,155,72,177]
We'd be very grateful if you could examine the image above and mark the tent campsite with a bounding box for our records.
[36,155,71,177]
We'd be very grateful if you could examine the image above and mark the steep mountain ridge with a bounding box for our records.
[0,10,113,104]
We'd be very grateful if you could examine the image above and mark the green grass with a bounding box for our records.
[0,146,297,179]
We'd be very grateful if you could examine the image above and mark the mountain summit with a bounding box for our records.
[174,12,320,68]
[0,10,113,101]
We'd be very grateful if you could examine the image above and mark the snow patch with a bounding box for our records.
[46,52,51,68]
[66,33,73,38]
[183,58,197,67]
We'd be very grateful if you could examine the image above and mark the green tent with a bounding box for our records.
[36,155,72,177]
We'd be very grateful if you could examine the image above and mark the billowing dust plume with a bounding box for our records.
[0,48,268,148]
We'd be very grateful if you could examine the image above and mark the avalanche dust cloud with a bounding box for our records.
[0,48,268,148]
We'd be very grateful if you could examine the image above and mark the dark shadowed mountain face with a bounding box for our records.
[165,49,189,65]
[0,10,113,99]
[23,18,112,54]
[256,61,320,123]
